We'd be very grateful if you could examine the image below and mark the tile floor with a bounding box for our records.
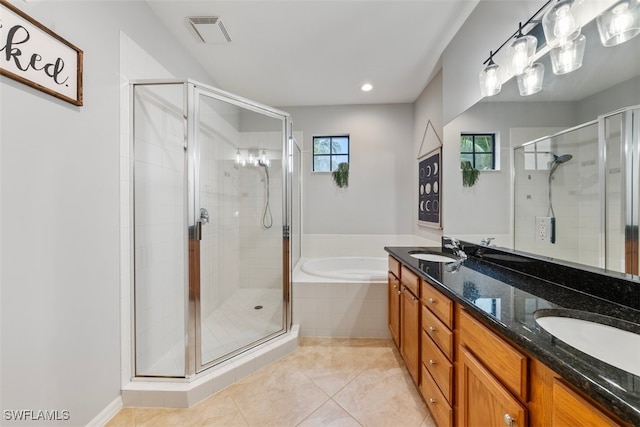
[107,338,435,427]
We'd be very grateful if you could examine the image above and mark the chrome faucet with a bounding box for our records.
[444,237,467,259]
[481,237,495,246]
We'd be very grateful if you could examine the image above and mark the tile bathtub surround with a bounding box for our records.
[107,338,436,427]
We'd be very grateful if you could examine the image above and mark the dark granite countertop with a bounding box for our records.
[384,244,640,425]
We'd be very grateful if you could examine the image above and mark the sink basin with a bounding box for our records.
[535,311,640,377]
[409,253,457,263]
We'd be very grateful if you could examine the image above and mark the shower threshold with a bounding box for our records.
[121,324,299,408]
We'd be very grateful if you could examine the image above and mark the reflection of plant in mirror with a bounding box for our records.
[461,160,480,187]
[332,162,349,188]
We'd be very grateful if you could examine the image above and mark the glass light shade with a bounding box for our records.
[479,63,502,97]
[543,0,581,48]
[549,34,586,75]
[506,35,537,75]
[596,0,640,47]
[517,63,544,96]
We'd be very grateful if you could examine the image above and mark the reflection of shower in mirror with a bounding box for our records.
[547,152,573,244]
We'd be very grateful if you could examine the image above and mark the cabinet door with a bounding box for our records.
[388,273,401,348]
[458,347,527,427]
[552,379,620,427]
[401,286,420,384]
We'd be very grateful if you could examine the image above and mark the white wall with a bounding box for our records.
[283,104,414,236]
[1,1,213,424]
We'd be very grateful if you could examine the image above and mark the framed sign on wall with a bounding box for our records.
[0,0,83,106]
[418,148,441,228]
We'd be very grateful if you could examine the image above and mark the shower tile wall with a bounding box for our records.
[238,132,283,290]
[198,100,242,319]
[133,83,186,377]
[514,123,601,266]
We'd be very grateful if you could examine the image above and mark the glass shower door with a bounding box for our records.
[190,86,288,371]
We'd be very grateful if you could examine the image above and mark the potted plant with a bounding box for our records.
[332,162,349,188]
[461,160,479,187]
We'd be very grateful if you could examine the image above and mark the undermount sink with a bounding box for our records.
[535,310,640,377]
[409,252,457,263]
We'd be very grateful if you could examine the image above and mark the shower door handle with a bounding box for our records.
[194,208,209,241]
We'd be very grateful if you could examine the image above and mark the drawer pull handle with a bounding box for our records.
[428,297,436,304]
[429,326,436,332]
[429,398,436,404]
[429,359,436,366]
[503,413,515,426]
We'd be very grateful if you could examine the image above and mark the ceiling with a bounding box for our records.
[146,0,479,107]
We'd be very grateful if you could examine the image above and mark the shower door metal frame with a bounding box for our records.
[185,80,293,376]
[599,105,640,275]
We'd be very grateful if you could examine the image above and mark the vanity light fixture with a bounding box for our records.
[517,63,545,96]
[479,52,502,97]
[542,0,581,48]
[506,23,538,75]
[549,33,586,74]
[596,0,640,47]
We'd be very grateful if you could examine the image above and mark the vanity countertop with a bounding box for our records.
[385,245,640,425]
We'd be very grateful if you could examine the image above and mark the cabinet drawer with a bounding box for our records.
[420,364,453,427]
[422,330,453,404]
[401,265,420,296]
[421,281,453,329]
[459,309,528,401]
[422,305,453,360]
[389,256,401,278]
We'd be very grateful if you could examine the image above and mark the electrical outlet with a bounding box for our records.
[535,217,553,243]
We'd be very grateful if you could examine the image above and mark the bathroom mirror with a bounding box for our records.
[443,14,640,275]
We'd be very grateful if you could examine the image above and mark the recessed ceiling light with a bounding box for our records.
[361,83,373,92]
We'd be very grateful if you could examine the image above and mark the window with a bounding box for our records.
[313,135,349,172]
[460,133,496,170]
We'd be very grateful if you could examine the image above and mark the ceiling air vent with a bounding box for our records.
[187,17,232,44]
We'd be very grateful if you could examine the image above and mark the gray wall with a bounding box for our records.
[282,104,414,235]
[412,70,444,244]
[0,1,212,424]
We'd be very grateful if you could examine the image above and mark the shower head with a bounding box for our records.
[552,153,573,165]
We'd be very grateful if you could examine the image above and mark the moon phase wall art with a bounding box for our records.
[418,149,441,227]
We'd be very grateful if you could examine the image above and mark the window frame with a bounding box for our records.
[312,135,350,172]
[460,133,497,170]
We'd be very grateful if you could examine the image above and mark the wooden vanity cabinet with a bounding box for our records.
[388,256,401,348]
[420,279,455,427]
[388,257,631,427]
[458,308,528,427]
[400,265,421,385]
[529,358,627,427]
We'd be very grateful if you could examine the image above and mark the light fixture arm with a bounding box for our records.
[482,0,553,65]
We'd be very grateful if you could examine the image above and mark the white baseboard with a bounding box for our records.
[86,395,123,427]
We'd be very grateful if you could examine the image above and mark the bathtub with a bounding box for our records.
[299,257,387,282]
[292,257,390,339]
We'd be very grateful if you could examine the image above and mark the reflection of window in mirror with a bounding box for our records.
[460,133,498,170]
[523,139,552,170]
[474,297,501,319]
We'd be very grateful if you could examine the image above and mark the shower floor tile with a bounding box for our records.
[107,338,436,427]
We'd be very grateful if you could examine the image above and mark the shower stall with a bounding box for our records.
[130,80,300,378]
[514,105,640,275]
